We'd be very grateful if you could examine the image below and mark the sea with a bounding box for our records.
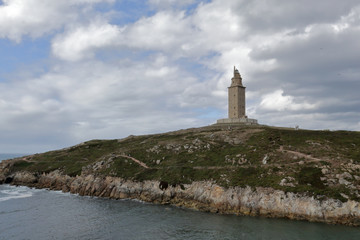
[1,154,360,240]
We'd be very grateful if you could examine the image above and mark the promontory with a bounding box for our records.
[1,125,360,226]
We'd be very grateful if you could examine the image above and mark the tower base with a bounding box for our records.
[216,117,258,125]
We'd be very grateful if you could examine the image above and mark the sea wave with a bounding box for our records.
[0,185,34,202]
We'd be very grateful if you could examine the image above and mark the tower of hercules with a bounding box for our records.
[228,67,246,119]
[216,67,258,125]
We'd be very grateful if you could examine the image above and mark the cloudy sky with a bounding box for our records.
[0,0,359,153]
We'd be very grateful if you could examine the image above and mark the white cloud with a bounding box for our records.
[123,11,192,53]
[2,0,360,153]
[51,10,192,61]
[0,57,213,152]
[52,21,122,61]
[259,90,316,111]
[0,0,113,42]
[50,1,247,61]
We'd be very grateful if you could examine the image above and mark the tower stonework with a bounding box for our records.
[216,67,258,125]
[228,67,246,119]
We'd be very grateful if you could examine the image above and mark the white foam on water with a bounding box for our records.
[0,185,34,202]
[50,190,73,197]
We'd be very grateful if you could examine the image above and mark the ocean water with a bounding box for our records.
[0,154,28,162]
[1,185,360,240]
[1,153,360,239]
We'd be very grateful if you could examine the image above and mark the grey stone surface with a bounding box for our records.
[217,67,258,125]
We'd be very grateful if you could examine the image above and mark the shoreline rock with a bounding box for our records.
[4,170,360,226]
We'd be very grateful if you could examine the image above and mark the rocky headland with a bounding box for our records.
[1,125,360,226]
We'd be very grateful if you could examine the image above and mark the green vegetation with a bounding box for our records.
[297,166,324,189]
[26,139,120,176]
[11,161,34,172]
[6,125,360,201]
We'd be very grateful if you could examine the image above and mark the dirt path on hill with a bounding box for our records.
[193,166,238,170]
[19,155,35,162]
[119,155,149,169]
[277,146,327,164]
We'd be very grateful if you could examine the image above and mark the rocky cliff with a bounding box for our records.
[3,170,360,226]
[1,125,360,226]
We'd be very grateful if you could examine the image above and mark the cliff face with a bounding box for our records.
[6,170,360,226]
[2,125,360,226]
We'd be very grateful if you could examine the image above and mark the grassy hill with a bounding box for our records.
[8,125,360,202]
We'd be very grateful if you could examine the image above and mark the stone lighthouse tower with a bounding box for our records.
[216,67,258,125]
[228,66,246,118]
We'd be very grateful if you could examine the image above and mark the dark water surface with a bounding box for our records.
[0,154,27,162]
[1,185,360,240]
[1,154,360,239]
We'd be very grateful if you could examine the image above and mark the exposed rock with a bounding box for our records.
[11,171,38,185]
[321,168,329,174]
[262,155,269,165]
[339,172,353,180]
[192,138,202,146]
[233,139,242,145]
[279,177,297,187]
[339,178,352,186]
[4,171,360,226]
[340,193,350,200]
[147,145,161,154]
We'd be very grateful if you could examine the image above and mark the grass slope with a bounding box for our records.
[9,125,360,202]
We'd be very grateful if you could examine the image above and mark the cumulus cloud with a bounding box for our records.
[1,0,360,152]
[259,90,316,112]
[51,11,193,61]
[123,11,192,52]
[0,0,113,42]
[237,0,360,32]
[51,1,247,61]
[52,21,122,61]
[0,57,211,152]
